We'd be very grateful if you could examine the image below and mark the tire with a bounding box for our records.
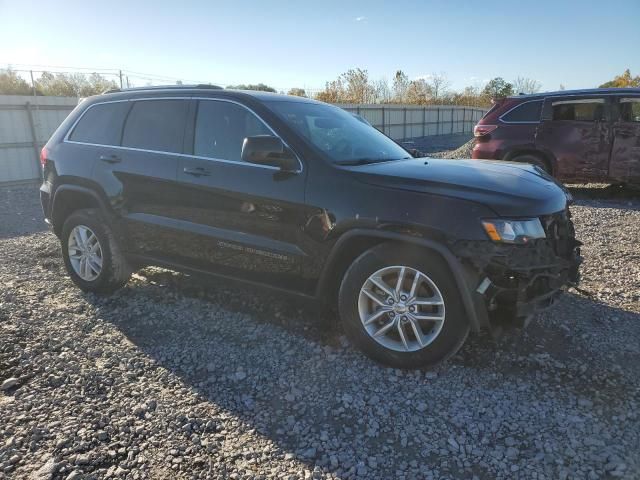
[338,242,470,369]
[511,154,551,174]
[60,208,131,293]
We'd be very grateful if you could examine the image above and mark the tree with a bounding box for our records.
[342,68,375,103]
[226,83,276,92]
[405,79,431,104]
[315,69,375,103]
[287,87,307,97]
[34,71,118,96]
[373,78,392,103]
[425,72,450,100]
[392,70,410,103]
[0,68,32,95]
[482,77,514,99]
[512,76,541,94]
[599,69,640,88]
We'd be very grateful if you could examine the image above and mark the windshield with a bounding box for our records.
[266,102,411,165]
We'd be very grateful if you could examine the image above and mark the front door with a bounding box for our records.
[610,96,640,184]
[172,99,314,293]
[535,96,612,182]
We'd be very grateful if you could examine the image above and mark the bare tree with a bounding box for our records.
[373,78,392,103]
[425,72,451,100]
[512,77,542,94]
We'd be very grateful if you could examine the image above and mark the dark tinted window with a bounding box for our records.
[501,100,542,122]
[552,100,605,122]
[194,101,271,161]
[122,100,188,153]
[620,99,640,123]
[69,102,130,145]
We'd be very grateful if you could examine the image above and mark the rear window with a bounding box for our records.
[551,99,605,122]
[122,100,189,153]
[501,100,542,123]
[69,102,130,145]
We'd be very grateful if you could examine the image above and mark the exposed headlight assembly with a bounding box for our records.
[482,218,546,244]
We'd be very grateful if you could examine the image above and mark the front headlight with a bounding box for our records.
[482,218,546,244]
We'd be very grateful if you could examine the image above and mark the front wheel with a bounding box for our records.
[338,243,470,369]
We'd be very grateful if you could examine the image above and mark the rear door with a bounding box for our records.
[535,96,612,181]
[609,96,640,183]
[172,98,312,293]
[91,98,190,256]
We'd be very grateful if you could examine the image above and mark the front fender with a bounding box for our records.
[316,229,488,332]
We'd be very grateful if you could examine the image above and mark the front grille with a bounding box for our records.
[540,209,577,258]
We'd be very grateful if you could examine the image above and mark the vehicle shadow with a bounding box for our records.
[85,270,640,477]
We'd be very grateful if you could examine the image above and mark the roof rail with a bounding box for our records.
[102,84,223,95]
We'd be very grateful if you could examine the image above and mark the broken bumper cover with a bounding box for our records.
[452,234,582,329]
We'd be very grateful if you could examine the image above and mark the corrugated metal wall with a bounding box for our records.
[0,95,77,183]
[340,104,487,140]
[0,96,485,183]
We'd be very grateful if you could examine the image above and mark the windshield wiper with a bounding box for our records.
[334,157,411,166]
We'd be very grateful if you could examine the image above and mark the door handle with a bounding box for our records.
[99,154,122,164]
[183,167,211,177]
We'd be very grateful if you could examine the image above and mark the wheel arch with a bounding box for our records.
[316,229,484,332]
[51,184,109,236]
[504,148,556,175]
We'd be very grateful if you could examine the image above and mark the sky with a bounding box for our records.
[1,0,639,93]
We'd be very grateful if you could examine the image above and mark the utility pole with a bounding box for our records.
[119,70,123,89]
[29,70,36,97]
[126,75,130,88]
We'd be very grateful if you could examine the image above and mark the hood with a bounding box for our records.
[347,157,569,217]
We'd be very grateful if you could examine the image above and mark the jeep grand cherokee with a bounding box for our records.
[39,85,581,368]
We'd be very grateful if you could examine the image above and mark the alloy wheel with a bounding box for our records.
[68,225,103,281]
[358,265,446,352]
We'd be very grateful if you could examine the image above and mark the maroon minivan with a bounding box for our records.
[472,88,640,185]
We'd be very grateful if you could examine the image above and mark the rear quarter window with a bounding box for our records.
[500,100,542,123]
[68,102,131,145]
[122,100,189,153]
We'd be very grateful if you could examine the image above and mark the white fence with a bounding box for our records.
[0,95,77,183]
[0,96,486,183]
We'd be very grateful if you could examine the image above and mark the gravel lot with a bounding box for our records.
[1,159,639,479]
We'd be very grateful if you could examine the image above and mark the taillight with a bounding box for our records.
[474,125,498,137]
[40,146,48,167]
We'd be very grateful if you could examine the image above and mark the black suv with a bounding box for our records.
[40,85,581,368]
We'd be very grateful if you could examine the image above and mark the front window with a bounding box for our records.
[266,101,410,165]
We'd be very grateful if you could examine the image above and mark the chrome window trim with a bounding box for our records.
[498,99,543,124]
[620,97,640,104]
[551,98,606,106]
[63,96,303,173]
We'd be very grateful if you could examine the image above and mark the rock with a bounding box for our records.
[1,377,18,390]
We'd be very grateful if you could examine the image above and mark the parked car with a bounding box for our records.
[40,86,581,368]
[472,88,640,185]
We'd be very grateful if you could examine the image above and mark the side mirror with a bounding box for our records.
[241,136,298,172]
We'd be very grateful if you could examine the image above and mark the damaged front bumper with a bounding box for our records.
[451,212,582,331]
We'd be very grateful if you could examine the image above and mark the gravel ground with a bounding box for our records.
[1,178,639,480]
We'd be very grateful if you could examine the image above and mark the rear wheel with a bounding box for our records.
[61,209,131,293]
[338,243,470,369]
[512,153,551,174]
